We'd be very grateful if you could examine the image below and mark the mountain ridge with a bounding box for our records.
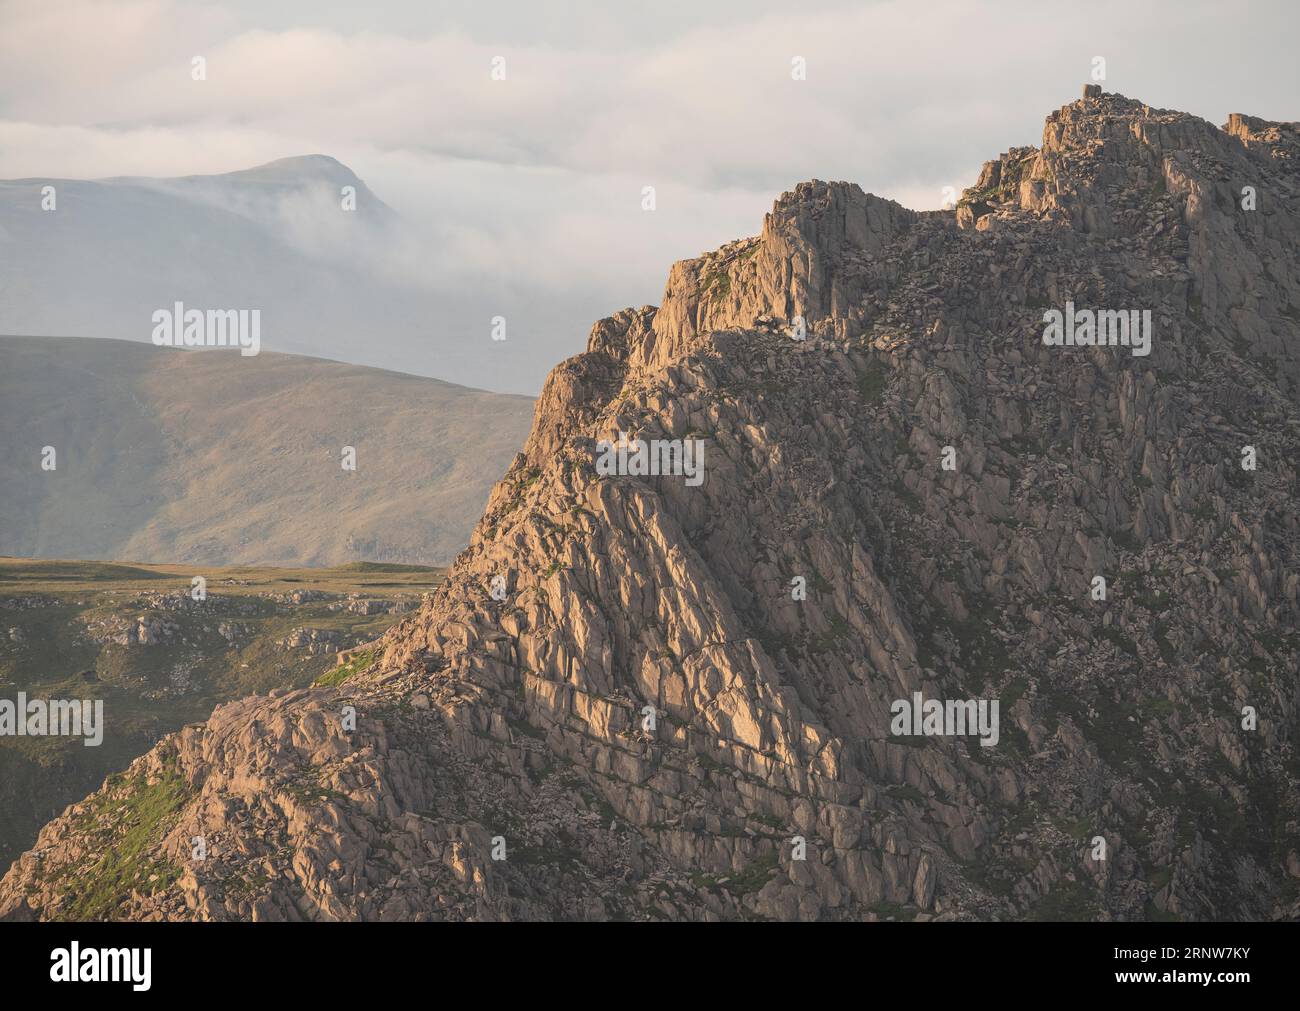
[4,87,1298,922]
[12,154,381,202]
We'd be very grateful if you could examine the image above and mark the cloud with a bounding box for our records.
[1,0,1296,391]
[6,0,1293,186]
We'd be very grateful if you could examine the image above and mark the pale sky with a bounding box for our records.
[1,0,1296,391]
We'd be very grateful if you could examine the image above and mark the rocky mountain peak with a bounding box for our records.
[644,181,914,369]
[3,88,1298,923]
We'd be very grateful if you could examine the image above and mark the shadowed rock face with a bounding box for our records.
[4,89,1299,922]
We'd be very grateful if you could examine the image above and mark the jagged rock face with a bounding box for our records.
[4,91,1299,922]
[647,182,914,363]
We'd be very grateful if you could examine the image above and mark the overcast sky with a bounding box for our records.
[1,0,1296,391]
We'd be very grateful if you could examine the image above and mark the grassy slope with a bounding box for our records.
[0,556,441,871]
[0,336,534,566]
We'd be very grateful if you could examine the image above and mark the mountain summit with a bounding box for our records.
[0,153,461,381]
[4,89,1298,922]
[117,154,396,224]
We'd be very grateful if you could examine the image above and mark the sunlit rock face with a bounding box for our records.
[4,90,1298,923]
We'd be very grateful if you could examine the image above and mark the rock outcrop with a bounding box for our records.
[4,89,1298,922]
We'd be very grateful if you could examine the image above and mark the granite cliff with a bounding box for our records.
[4,88,1298,922]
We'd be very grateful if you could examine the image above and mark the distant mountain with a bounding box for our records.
[0,336,534,566]
[0,155,544,393]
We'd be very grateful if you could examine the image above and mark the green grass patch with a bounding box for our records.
[53,762,189,920]
[1029,878,1098,922]
[334,561,439,574]
[701,270,732,302]
[314,648,376,688]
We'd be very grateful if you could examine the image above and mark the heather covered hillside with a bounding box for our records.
[0,336,533,567]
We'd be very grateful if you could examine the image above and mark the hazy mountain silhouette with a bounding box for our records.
[0,156,551,393]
